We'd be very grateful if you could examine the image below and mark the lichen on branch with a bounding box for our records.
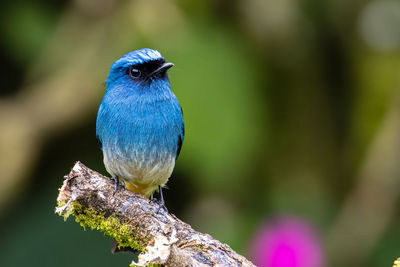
[55,161,256,267]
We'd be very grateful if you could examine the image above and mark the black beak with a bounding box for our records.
[151,62,174,76]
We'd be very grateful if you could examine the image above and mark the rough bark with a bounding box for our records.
[56,162,256,267]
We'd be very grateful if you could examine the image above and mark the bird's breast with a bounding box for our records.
[96,95,182,188]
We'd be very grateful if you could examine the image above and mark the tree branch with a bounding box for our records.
[56,162,256,267]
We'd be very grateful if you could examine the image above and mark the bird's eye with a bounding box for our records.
[129,67,141,78]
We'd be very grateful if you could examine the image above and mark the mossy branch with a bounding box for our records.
[56,162,256,267]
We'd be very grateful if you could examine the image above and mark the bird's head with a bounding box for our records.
[106,48,174,88]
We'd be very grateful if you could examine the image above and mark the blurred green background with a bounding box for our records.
[0,0,400,266]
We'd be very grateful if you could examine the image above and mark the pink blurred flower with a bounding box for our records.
[250,216,324,267]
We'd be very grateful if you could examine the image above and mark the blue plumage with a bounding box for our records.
[96,48,184,198]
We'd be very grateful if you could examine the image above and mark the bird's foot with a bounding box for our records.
[152,199,168,214]
[151,185,168,213]
[111,176,125,195]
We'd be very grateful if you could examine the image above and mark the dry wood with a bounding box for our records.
[56,162,256,267]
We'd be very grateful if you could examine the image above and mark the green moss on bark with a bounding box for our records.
[57,201,146,252]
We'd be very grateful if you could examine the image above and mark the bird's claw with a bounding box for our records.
[111,176,125,195]
[151,185,168,213]
[151,198,168,213]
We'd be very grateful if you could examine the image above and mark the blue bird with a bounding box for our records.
[96,48,184,205]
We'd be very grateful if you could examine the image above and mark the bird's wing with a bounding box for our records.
[176,107,185,159]
[96,103,104,149]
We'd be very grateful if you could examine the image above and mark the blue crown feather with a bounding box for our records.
[113,48,163,68]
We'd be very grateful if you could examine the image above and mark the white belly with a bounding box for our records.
[103,148,175,192]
